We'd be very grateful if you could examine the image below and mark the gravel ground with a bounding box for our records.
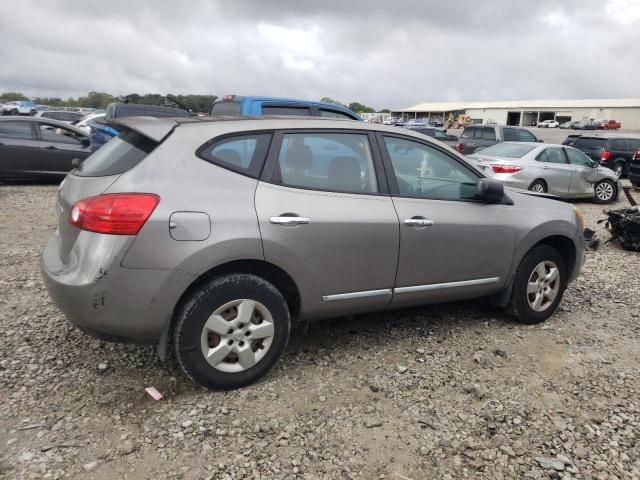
[1,182,639,480]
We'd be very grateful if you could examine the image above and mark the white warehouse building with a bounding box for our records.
[393,99,640,130]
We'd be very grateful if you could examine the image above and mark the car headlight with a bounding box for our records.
[573,205,584,230]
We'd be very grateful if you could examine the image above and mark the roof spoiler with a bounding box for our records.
[108,116,179,143]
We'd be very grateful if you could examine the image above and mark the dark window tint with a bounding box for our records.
[41,112,58,119]
[481,127,496,140]
[198,133,271,178]
[384,136,477,201]
[60,112,82,122]
[537,148,567,164]
[627,139,640,151]
[75,130,157,177]
[503,128,517,141]
[210,101,242,116]
[565,148,593,166]
[433,130,449,139]
[262,106,311,116]
[517,129,537,142]
[609,139,627,150]
[0,121,33,139]
[573,138,607,150]
[318,109,355,120]
[38,124,84,144]
[275,133,377,194]
[460,127,475,139]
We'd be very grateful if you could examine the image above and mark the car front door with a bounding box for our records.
[378,133,516,308]
[255,130,399,319]
[36,122,91,175]
[565,147,600,196]
[536,147,572,197]
[0,121,41,179]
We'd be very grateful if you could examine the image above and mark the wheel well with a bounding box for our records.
[174,260,301,323]
[535,235,576,277]
[529,178,547,190]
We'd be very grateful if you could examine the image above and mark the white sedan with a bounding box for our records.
[537,120,559,128]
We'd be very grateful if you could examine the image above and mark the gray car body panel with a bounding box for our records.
[41,117,585,345]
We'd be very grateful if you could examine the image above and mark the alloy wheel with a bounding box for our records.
[200,299,275,373]
[531,183,545,193]
[595,181,614,201]
[526,261,560,312]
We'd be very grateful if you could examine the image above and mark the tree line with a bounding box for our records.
[1,91,389,114]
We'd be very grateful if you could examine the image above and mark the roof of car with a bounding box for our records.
[574,133,640,139]
[0,116,88,135]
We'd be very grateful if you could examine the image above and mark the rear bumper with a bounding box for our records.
[41,231,195,343]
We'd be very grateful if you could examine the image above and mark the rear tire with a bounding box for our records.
[506,245,567,324]
[174,274,290,390]
[528,180,547,193]
[593,179,617,204]
[611,160,625,178]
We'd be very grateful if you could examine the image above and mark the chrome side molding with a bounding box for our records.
[322,289,392,302]
[394,277,500,294]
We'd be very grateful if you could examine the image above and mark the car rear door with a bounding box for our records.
[536,147,572,196]
[0,120,41,178]
[255,129,399,319]
[36,122,91,175]
[378,133,515,308]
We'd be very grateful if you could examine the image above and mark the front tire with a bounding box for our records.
[593,179,617,204]
[506,245,567,324]
[611,160,625,178]
[174,274,290,390]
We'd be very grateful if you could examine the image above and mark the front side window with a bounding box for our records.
[517,129,537,142]
[565,147,593,166]
[383,136,477,201]
[537,147,567,164]
[198,133,271,178]
[0,121,33,139]
[318,109,355,120]
[275,132,377,194]
[38,124,84,144]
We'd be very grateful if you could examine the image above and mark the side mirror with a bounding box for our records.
[537,139,544,143]
[475,178,504,203]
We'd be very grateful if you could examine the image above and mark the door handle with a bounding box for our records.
[404,217,434,227]
[44,146,58,150]
[270,216,310,226]
[541,165,550,170]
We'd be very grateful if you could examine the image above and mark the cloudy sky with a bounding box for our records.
[1,0,639,109]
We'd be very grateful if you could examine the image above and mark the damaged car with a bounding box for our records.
[42,116,586,390]
[468,142,620,203]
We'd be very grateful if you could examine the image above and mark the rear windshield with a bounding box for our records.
[572,138,607,150]
[478,143,536,158]
[74,130,157,177]
[210,101,242,116]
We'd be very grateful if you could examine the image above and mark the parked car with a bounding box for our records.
[537,120,559,128]
[562,134,581,146]
[209,95,361,120]
[407,126,458,148]
[571,135,640,177]
[0,117,91,180]
[560,121,578,129]
[0,100,36,116]
[629,147,640,188]
[467,142,620,203]
[383,117,395,125]
[597,119,621,130]
[42,116,586,390]
[406,119,431,127]
[573,121,598,130]
[72,112,106,134]
[456,125,541,154]
[34,110,84,125]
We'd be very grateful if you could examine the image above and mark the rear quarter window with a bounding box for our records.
[197,133,272,178]
[573,138,607,150]
[74,130,157,177]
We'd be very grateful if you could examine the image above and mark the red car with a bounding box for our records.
[597,119,621,130]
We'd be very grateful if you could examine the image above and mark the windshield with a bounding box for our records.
[210,101,241,116]
[478,143,536,158]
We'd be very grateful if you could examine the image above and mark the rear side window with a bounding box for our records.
[503,128,517,141]
[0,121,33,139]
[319,109,355,120]
[210,101,242,116]
[197,133,271,178]
[262,106,311,116]
[75,130,157,177]
[460,127,475,139]
[573,138,607,150]
[627,139,640,151]
[517,129,537,142]
[481,127,496,140]
[609,139,626,150]
[537,147,567,164]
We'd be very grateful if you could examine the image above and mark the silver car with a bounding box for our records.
[468,142,620,203]
[42,117,585,390]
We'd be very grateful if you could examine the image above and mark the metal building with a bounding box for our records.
[393,99,640,129]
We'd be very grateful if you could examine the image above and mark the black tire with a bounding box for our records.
[505,244,567,324]
[174,274,290,390]
[10,109,18,116]
[611,160,625,178]
[593,178,617,204]
[528,179,547,193]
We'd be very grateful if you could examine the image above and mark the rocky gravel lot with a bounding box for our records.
[1,183,639,480]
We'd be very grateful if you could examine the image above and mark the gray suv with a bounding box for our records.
[42,116,585,390]
[457,125,541,154]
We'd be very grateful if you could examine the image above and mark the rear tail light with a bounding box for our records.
[601,150,610,161]
[491,164,523,174]
[455,142,463,153]
[69,193,160,235]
